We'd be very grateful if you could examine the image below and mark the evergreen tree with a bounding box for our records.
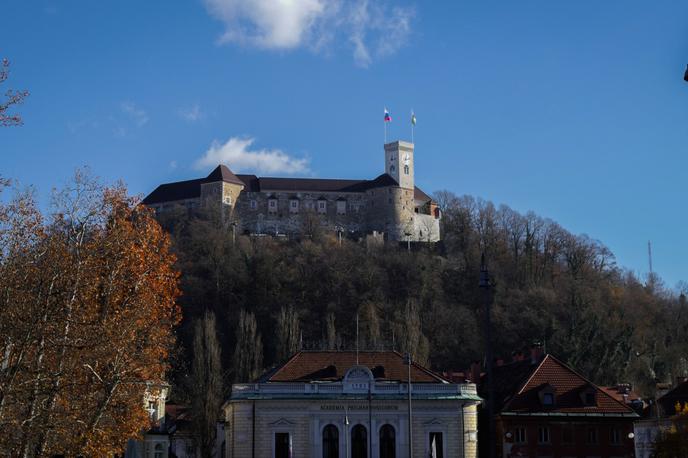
[191,311,223,458]
[233,309,263,382]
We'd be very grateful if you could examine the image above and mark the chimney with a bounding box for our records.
[470,361,482,385]
[530,343,544,364]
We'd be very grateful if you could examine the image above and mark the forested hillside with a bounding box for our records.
[162,191,687,401]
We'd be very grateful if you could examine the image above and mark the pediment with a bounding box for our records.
[423,418,444,426]
[269,418,296,426]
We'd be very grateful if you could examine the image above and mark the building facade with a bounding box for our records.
[478,350,638,458]
[223,351,481,458]
[143,141,440,242]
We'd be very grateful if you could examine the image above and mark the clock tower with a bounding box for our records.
[384,140,414,190]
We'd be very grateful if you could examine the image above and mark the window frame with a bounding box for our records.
[538,426,550,444]
[514,426,527,444]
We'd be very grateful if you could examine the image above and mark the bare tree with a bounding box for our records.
[0,59,29,127]
[191,311,224,458]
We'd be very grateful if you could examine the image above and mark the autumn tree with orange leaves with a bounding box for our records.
[0,171,180,456]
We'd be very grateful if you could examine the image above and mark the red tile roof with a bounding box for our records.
[262,351,447,383]
[484,354,635,415]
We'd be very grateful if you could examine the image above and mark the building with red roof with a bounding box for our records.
[478,350,638,458]
[223,350,481,458]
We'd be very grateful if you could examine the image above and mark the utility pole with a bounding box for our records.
[479,253,496,458]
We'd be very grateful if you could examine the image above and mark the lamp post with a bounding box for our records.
[480,253,496,458]
[405,352,413,458]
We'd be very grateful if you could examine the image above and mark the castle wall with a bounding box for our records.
[234,191,368,236]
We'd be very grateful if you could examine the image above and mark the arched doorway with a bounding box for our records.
[379,424,395,458]
[323,424,339,458]
[351,424,367,458]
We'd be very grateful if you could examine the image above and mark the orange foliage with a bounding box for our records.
[0,172,180,456]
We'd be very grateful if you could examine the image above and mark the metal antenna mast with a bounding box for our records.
[648,240,653,275]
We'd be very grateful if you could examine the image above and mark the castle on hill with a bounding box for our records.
[143,140,440,242]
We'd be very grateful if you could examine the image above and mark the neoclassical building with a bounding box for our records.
[142,141,440,242]
[223,351,481,458]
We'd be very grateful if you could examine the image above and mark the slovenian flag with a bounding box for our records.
[384,108,392,122]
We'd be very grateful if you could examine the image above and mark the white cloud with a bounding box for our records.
[120,101,148,127]
[195,137,310,175]
[178,104,204,122]
[203,0,414,67]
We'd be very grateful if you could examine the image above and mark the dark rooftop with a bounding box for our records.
[143,165,434,205]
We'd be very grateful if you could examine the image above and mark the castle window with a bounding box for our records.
[336,200,346,215]
[224,195,232,205]
[389,165,395,173]
[290,199,299,214]
[404,165,410,175]
[318,200,327,214]
[268,199,278,214]
[250,200,257,210]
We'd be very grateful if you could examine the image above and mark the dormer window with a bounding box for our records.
[580,386,597,406]
[538,384,556,408]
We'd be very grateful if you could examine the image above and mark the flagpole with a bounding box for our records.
[411,110,414,144]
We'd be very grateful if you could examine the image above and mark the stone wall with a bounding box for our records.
[151,181,439,242]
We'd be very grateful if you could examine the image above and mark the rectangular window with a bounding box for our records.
[514,427,526,443]
[562,425,574,444]
[336,200,346,215]
[318,201,327,213]
[289,200,299,213]
[428,432,443,458]
[250,200,257,210]
[587,427,598,444]
[610,427,621,445]
[543,393,554,406]
[538,427,550,444]
[274,432,291,458]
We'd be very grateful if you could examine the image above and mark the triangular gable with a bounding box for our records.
[502,354,634,414]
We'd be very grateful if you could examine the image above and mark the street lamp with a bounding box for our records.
[404,352,413,458]
[480,253,496,458]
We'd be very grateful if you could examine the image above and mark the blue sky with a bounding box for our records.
[2,0,687,288]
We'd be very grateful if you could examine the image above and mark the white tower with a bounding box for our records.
[384,141,415,190]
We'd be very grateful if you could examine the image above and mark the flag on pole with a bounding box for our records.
[384,108,392,122]
[411,111,416,126]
